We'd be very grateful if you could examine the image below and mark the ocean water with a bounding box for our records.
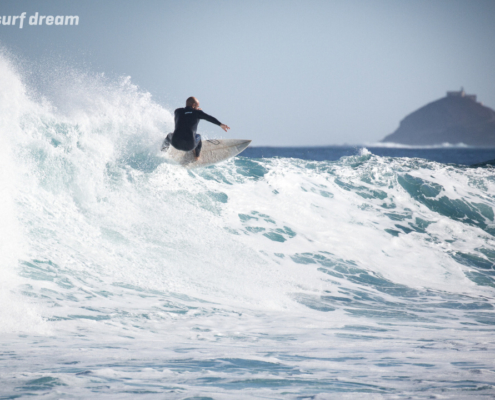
[243,146,495,166]
[1,52,495,400]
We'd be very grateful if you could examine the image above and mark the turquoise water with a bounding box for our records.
[1,52,495,399]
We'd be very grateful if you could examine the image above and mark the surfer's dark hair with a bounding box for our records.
[186,97,199,107]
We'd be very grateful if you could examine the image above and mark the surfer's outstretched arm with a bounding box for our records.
[197,110,230,132]
[197,110,222,125]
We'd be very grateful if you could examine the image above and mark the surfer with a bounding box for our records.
[161,97,230,159]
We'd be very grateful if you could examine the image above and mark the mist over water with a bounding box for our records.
[1,50,495,399]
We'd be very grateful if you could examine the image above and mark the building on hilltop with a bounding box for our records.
[447,87,477,102]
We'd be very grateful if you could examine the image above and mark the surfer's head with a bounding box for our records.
[186,97,200,110]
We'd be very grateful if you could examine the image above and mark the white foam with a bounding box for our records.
[0,52,47,333]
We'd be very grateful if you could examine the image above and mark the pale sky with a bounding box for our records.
[1,0,495,146]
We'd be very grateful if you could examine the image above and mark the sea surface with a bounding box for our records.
[243,146,495,166]
[1,52,495,400]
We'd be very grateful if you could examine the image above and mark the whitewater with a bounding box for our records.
[1,51,495,399]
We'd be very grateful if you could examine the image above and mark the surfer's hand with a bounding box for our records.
[220,124,230,132]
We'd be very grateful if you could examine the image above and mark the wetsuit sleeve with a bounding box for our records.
[197,110,222,126]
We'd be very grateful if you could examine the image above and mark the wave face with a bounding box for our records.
[2,51,495,399]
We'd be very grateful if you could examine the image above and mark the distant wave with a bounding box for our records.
[364,141,475,149]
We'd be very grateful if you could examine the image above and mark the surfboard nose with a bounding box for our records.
[235,140,251,152]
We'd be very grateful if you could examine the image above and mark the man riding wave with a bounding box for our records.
[162,97,230,159]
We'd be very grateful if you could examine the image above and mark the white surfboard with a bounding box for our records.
[161,138,251,169]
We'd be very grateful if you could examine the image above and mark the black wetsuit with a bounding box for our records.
[163,107,222,156]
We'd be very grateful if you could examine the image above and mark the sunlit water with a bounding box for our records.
[1,50,495,399]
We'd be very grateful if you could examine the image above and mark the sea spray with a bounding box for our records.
[0,52,47,333]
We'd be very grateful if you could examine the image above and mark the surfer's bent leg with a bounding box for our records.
[161,133,173,151]
[194,134,202,158]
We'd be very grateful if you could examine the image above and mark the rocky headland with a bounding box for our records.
[382,89,495,146]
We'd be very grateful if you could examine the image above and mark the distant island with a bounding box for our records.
[381,89,495,146]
